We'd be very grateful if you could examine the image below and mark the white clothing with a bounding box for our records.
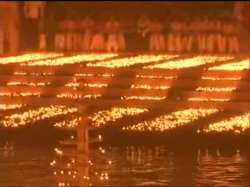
[197,34,206,52]
[228,36,240,53]
[158,34,165,51]
[217,34,227,53]
[107,34,119,52]
[149,34,158,51]
[175,34,183,52]
[72,32,82,51]
[167,33,176,52]
[117,33,126,51]
[82,31,92,51]
[66,32,73,50]
[0,30,3,55]
[182,35,194,52]
[206,34,216,53]
[90,33,106,51]
[55,33,65,51]
[39,33,46,50]
[149,33,165,51]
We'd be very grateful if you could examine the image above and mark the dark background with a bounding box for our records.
[46,1,234,19]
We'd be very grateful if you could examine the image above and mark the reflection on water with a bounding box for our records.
[196,149,248,187]
[0,142,250,186]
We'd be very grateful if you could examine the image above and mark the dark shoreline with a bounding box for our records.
[0,124,249,150]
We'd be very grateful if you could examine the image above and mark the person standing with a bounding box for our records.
[137,14,151,51]
[182,18,194,53]
[170,18,183,53]
[65,15,75,51]
[82,16,94,52]
[0,29,4,55]
[117,19,126,51]
[105,17,119,52]
[217,33,227,54]
[45,13,56,51]
[55,19,66,51]
[226,20,240,53]
[90,19,106,52]
[23,1,46,50]
[149,19,165,52]
[215,18,226,53]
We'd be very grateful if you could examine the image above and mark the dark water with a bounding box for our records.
[0,142,250,187]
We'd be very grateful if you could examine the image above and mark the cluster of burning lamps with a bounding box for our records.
[54,108,148,129]
[208,59,249,70]
[0,106,78,128]
[0,53,62,64]
[0,53,249,186]
[0,104,249,133]
[145,55,234,69]
[122,108,219,132]
[87,54,178,68]
[0,53,249,133]
[200,113,250,134]
[22,53,117,66]
[90,107,148,127]
[0,53,247,71]
[0,104,23,110]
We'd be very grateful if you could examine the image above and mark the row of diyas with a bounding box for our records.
[208,59,249,71]
[122,109,219,132]
[201,113,250,134]
[0,105,249,134]
[7,82,51,86]
[10,73,242,81]
[57,94,101,99]
[144,56,234,69]
[121,96,166,100]
[13,72,54,76]
[0,92,41,97]
[54,107,148,129]
[90,55,243,70]
[22,53,117,66]
[86,54,178,68]
[137,75,243,80]
[0,106,77,128]
[3,81,239,92]
[0,53,63,64]
[0,92,237,101]
[0,104,23,110]
[0,53,247,70]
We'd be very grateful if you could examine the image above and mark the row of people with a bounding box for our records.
[54,31,125,52]
[46,15,241,53]
[166,33,240,53]
[136,32,240,53]
[53,31,240,53]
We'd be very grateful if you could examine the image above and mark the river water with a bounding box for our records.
[0,142,250,187]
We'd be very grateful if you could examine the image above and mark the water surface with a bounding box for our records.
[0,143,249,186]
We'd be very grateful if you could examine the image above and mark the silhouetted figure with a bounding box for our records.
[82,16,95,52]
[0,28,3,55]
[149,19,165,51]
[137,15,151,51]
[105,17,120,52]
[90,20,106,52]
[23,1,46,50]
